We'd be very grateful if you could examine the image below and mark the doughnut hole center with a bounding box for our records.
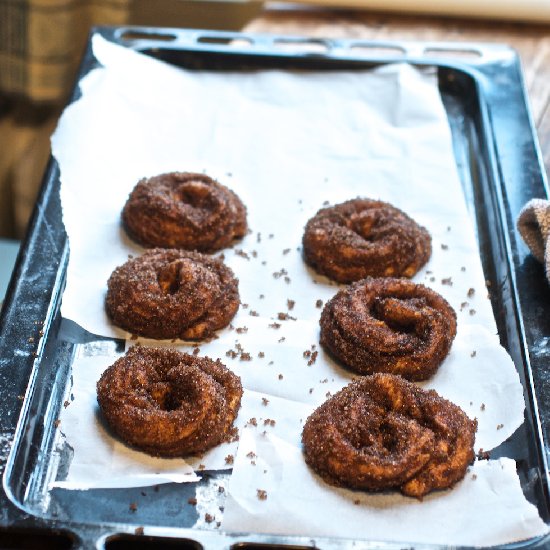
[373,296,427,337]
[349,210,378,240]
[157,259,204,295]
[176,181,214,208]
[150,382,182,411]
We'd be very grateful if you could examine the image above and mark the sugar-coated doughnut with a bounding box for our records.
[97,346,242,457]
[106,248,239,340]
[302,373,476,498]
[303,198,431,283]
[122,172,247,252]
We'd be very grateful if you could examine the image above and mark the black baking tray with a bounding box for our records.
[1,26,550,549]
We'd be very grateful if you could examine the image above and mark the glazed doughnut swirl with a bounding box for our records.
[106,248,239,340]
[302,373,477,498]
[302,199,431,283]
[320,277,456,381]
[122,172,247,252]
[97,346,243,457]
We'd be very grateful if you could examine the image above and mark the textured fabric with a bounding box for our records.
[0,0,131,103]
[517,198,550,281]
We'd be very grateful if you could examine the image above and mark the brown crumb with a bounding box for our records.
[353,499,360,505]
[307,351,318,366]
[258,351,265,358]
[273,268,288,279]
[277,312,296,321]
[188,497,198,505]
[278,374,284,380]
[235,249,250,260]
[247,451,257,460]
[441,277,453,286]
[477,449,490,460]
[227,426,239,443]
[54,419,61,428]
[205,513,215,524]
[247,417,258,427]
[269,322,281,329]
[497,423,504,430]
[467,288,476,298]
[236,326,248,334]
[226,349,238,359]
[193,347,200,356]
[198,464,206,471]
[262,397,269,406]
[134,527,144,536]
[63,400,70,408]
[303,350,311,358]
[257,489,268,501]
[129,502,138,512]
[225,455,234,465]
[264,419,276,427]
[287,299,295,310]
[218,486,225,493]
[315,299,323,308]
[240,352,252,361]
[249,310,259,317]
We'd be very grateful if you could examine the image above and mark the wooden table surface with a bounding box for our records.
[245,7,550,182]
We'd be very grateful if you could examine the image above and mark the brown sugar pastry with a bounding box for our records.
[320,277,456,381]
[106,248,239,340]
[97,346,243,457]
[122,172,247,252]
[302,198,431,283]
[302,373,477,498]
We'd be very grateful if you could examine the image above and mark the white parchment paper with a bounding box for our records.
[224,428,548,547]
[49,34,547,545]
[54,351,284,489]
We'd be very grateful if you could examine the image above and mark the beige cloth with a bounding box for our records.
[0,0,131,104]
[517,198,550,280]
